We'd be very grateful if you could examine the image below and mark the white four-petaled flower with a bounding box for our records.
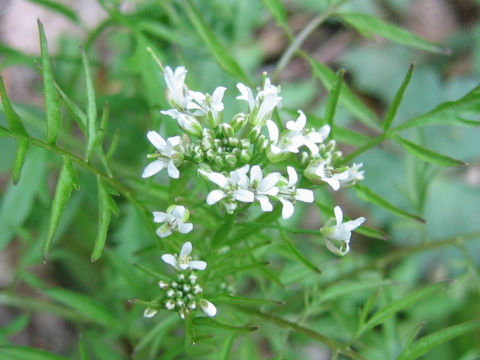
[249,165,281,212]
[164,66,191,110]
[153,205,193,238]
[161,241,207,271]
[142,131,182,179]
[276,166,314,219]
[320,206,365,256]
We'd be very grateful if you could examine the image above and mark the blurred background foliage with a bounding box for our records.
[0,0,480,359]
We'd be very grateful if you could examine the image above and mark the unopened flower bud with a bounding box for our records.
[188,302,197,310]
[183,284,191,292]
[219,123,234,137]
[193,284,203,294]
[165,300,175,310]
[167,289,175,298]
[158,281,169,289]
[248,126,261,142]
[239,149,251,163]
[231,113,248,132]
[189,273,197,284]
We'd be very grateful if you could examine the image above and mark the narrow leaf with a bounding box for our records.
[302,53,380,130]
[194,317,258,333]
[393,135,467,167]
[43,157,79,260]
[217,334,236,360]
[404,322,426,349]
[324,69,344,130]
[354,184,425,223]
[12,138,30,185]
[321,280,393,303]
[339,13,447,53]
[359,290,379,327]
[0,77,28,135]
[131,263,170,281]
[91,177,118,261]
[357,282,447,338]
[183,0,250,84]
[394,85,480,131]
[355,224,391,241]
[54,81,87,133]
[0,346,68,360]
[211,294,284,307]
[278,229,322,274]
[397,320,480,360]
[383,63,414,131]
[28,0,80,23]
[261,0,289,30]
[44,288,119,328]
[38,20,62,145]
[81,48,98,162]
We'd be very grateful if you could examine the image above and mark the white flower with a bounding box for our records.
[311,160,349,191]
[153,206,193,238]
[161,241,207,271]
[161,109,202,137]
[321,206,365,256]
[266,119,303,157]
[142,131,182,179]
[201,165,254,213]
[276,166,314,219]
[285,111,330,155]
[199,299,217,317]
[339,163,365,187]
[249,165,280,212]
[187,87,227,127]
[164,66,191,109]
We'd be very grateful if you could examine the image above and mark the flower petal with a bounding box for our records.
[199,299,217,317]
[156,225,173,238]
[266,120,279,142]
[190,260,207,271]
[180,241,192,258]
[152,211,169,223]
[147,131,166,150]
[260,172,281,192]
[334,206,343,225]
[178,222,193,234]
[207,189,227,205]
[143,307,158,318]
[161,254,177,268]
[167,161,180,179]
[295,189,314,203]
[279,198,294,219]
[344,217,366,231]
[142,160,167,178]
[171,205,186,219]
[250,165,262,183]
[167,135,181,147]
[206,172,229,188]
[234,189,254,203]
[257,195,273,212]
[286,166,298,186]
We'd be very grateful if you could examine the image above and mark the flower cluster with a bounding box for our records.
[142,65,366,255]
[143,242,217,319]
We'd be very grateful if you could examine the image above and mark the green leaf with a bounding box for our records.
[44,288,119,328]
[393,135,467,167]
[81,48,98,162]
[194,317,258,333]
[321,280,393,303]
[12,138,30,185]
[339,13,447,53]
[217,334,236,360]
[183,0,250,84]
[278,228,322,274]
[138,21,190,46]
[302,53,380,130]
[43,157,79,260]
[54,81,87,133]
[357,282,447,338]
[358,290,379,328]
[0,314,30,337]
[394,85,480,131]
[91,177,118,261]
[397,320,480,360]
[354,184,425,223]
[28,0,80,23]
[211,294,284,307]
[0,346,68,360]
[38,20,62,145]
[324,69,344,130]
[383,63,414,131]
[0,77,28,135]
[261,0,289,30]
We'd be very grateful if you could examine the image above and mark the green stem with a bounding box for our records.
[273,0,348,82]
[237,306,366,360]
[238,221,320,235]
[342,134,386,164]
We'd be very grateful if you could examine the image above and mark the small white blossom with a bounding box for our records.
[142,131,182,179]
[321,206,365,256]
[249,165,281,212]
[164,66,191,109]
[161,109,203,137]
[153,206,193,238]
[311,160,349,191]
[339,163,365,187]
[143,307,158,318]
[201,165,254,213]
[276,166,314,219]
[187,86,227,127]
[199,299,217,317]
[161,241,207,271]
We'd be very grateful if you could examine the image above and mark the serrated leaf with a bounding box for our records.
[302,53,380,130]
[28,0,80,23]
[397,320,480,360]
[354,184,425,223]
[12,138,30,185]
[44,288,119,328]
[394,85,480,131]
[261,0,289,30]
[383,63,414,131]
[393,135,467,167]
[0,77,28,135]
[91,177,118,261]
[357,282,447,338]
[0,346,68,360]
[324,69,344,130]
[43,157,79,260]
[183,0,250,84]
[38,20,62,145]
[81,48,98,162]
[339,13,447,53]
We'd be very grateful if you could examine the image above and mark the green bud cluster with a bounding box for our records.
[158,271,203,319]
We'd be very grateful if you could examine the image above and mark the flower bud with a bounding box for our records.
[219,123,234,137]
[248,126,261,142]
[239,149,251,163]
[231,113,248,132]
[224,154,237,168]
[165,300,175,310]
